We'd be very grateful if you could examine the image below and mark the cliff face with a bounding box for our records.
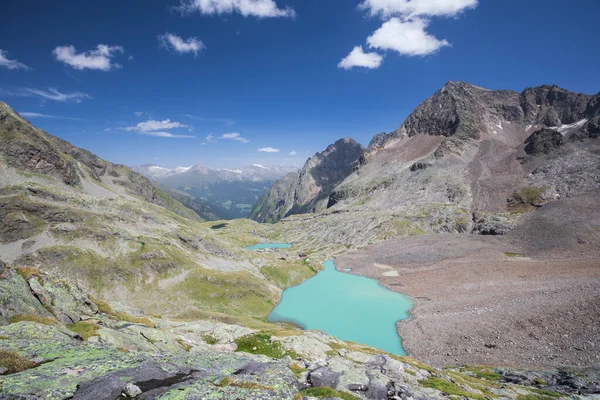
[254,83,600,236]
[251,138,364,223]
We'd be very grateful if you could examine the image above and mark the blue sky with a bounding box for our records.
[1,0,599,169]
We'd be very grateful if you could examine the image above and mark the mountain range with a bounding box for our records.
[0,80,599,398]
[252,82,600,230]
[133,163,297,220]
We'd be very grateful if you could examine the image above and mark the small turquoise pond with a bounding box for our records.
[245,243,293,250]
[268,260,413,355]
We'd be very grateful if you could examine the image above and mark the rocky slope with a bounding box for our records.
[0,101,317,325]
[254,83,600,239]
[251,138,365,222]
[2,260,595,400]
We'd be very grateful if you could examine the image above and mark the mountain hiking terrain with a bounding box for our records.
[3,261,597,399]
[0,79,599,399]
[250,82,600,369]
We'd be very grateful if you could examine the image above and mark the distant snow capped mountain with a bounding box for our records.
[131,162,299,219]
[133,163,298,183]
[131,164,193,180]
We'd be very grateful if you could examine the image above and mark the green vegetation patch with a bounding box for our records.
[505,252,525,258]
[0,349,36,375]
[460,366,502,381]
[419,377,486,400]
[201,334,218,345]
[15,267,44,283]
[174,269,275,319]
[234,333,298,359]
[289,362,306,378]
[9,314,58,326]
[90,297,155,328]
[260,261,315,289]
[527,388,562,398]
[66,321,100,341]
[300,387,360,400]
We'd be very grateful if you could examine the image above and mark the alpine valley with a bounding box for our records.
[0,81,599,400]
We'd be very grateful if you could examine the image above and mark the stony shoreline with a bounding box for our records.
[335,234,600,370]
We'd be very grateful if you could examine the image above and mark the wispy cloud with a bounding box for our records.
[258,147,280,153]
[340,0,478,68]
[19,112,89,121]
[134,111,145,117]
[176,0,295,18]
[206,134,216,143]
[123,119,188,132]
[220,132,249,143]
[53,44,125,71]
[0,49,31,71]
[159,33,205,56]
[119,119,194,139]
[0,87,92,103]
[289,150,297,156]
[338,46,383,70]
[139,131,195,138]
[185,114,236,126]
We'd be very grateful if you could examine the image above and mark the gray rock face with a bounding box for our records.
[251,138,364,222]
[0,101,198,221]
[523,128,565,156]
[254,82,600,233]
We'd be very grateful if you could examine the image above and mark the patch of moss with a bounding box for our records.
[419,377,486,400]
[15,267,44,284]
[9,314,58,325]
[505,252,525,258]
[460,366,502,381]
[176,338,192,352]
[201,334,218,345]
[289,362,306,378]
[66,321,100,341]
[90,296,155,328]
[234,333,298,359]
[300,387,360,400]
[0,349,36,374]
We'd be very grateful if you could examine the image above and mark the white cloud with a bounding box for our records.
[367,18,449,56]
[134,111,145,117]
[177,0,295,18]
[341,0,477,66]
[53,44,124,71]
[19,112,86,121]
[359,0,478,19]
[220,132,249,143]
[0,50,31,71]
[119,119,193,138]
[123,119,188,132]
[258,147,280,153]
[206,134,216,143]
[140,131,195,138]
[289,151,297,156]
[22,88,91,103]
[338,46,384,70]
[159,33,205,56]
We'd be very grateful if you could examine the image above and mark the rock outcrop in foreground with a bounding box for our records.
[1,260,597,399]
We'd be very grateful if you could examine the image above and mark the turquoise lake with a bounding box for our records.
[268,260,413,355]
[245,243,293,250]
